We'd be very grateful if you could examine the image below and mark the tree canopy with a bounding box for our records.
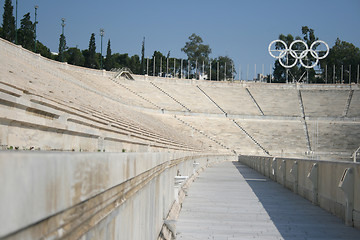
[104,39,114,71]
[320,38,360,83]
[67,47,85,66]
[0,1,237,80]
[181,33,211,71]
[18,13,35,51]
[58,34,66,62]
[84,33,98,68]
[272,26,319,83]
[1,0,15,42]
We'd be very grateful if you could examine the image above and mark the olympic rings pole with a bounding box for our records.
[268,39,329,83]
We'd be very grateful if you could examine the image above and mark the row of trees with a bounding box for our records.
[1,1,235,80]
[1,0,52,58]
[141,34,235,80]
[272,26,360,84]
[2,1,357,83]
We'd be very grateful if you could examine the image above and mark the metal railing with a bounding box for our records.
[353,146,360,163]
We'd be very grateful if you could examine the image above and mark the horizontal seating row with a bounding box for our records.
[0,81,201,152]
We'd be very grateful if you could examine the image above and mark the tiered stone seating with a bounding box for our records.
[307,121,360,156]
[301,89,349,117]
[198,84,260,115]
[151,114,222,153]
[235,119,308,157]
[151,82,223,114]
[0,40,202,153]
[1,38,359,160]
[176,116,266,156]
[348,90,360,117]
[59,68,157,109]
[115,78,184,111]
[247,86,301,117]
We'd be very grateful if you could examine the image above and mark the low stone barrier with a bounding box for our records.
[239,155,360,229]
[0,151,232,239]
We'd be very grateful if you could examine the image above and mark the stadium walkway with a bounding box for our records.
[176,161,360,240]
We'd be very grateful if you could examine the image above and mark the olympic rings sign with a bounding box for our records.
[268,40,329,69]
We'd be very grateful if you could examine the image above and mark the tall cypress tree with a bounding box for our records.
[1,0,16,42]
[85,33,97,68]
[58,34,66,62]
[104,39,113,70]
[18,13,34,50]
[141,37,145,75]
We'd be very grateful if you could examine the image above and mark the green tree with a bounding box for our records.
[112,53,130,69]
[104,39,114,70]
[18,13,34,50]
[66,47,85,66]
[36,41,52,59]
[209,56,236,81]
[149,51,165,76]
[84,33,98,68]
[181,33,211,75]
[320,38,360,84]
[130,55,141,74]
[141,37,145,75]
[58,33,67,62]
[1,0,16,42]
[272,26,318,83]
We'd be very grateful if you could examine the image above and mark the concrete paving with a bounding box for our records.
[176,161,360,240]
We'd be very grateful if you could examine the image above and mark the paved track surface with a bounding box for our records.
[176,161,360,240]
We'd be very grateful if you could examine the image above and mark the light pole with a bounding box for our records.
[160,57,162,77]
[173,58,176,78]
[325,65,328,84]
[34,5,38,53]
[202,61,204,79]
[349,65,351,84]
[239,64,242,81]
[187,60,190,79]
[153,56,155,76]
[195,59,198,79]
[210,61,212,80]
[269,64,271,83]
[166,57,169,77]
[225,62,227,81]
[100,28,104,70]
[341,65,343,84]
[61,18,65,62]
[181,59,183,79]
[247,64,249,81]
[254,64,256,81]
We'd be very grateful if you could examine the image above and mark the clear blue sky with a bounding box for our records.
[1,0,360,79]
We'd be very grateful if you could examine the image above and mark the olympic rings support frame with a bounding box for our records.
[268,40,329,69]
